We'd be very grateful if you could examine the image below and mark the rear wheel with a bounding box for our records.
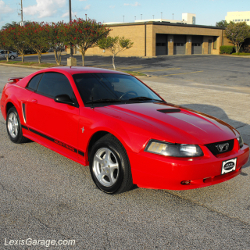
[10,55,15,60]
[89,134,133,194]
[6,107,28,143]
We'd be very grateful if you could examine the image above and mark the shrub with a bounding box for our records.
[220,46,235,54]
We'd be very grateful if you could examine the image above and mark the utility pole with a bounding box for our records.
[67,0,77,66]
[21,0,23,23]
[69,0,73,57]
[19,0,24,26]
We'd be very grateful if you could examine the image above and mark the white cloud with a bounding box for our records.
[62,11,77,18]
[84,4,91,10]
[132,2,140,6]
[23,0,66,18]
[109,5,115,9]
[0,0,13,14]
[124,2,140,7]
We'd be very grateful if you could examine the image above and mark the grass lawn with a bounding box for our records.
[231,53,250,56]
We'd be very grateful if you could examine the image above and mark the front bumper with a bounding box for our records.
[128,140,249,190]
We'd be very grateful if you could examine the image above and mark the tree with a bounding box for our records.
[225,22,250,53]
[24,22,50,64]
[8,24,28,62]
[47,22,65,65]
[64,18,110,66]
[0,28,14,62]
[1,21,19,30]
[98,36,134,70]
[216,20,229,29]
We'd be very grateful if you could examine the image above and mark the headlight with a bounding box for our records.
[145,140,203,157]
[237,136,244,148]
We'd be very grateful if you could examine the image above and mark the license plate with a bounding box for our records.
[221,158,237,175]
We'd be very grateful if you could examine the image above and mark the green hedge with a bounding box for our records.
[220,46,235,54]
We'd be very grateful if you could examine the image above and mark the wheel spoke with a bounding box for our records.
[14,126,18,136]
[13,115,17,125]
[106,171,114,185]
[94,154,104,166]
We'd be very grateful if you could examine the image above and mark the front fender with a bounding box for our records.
[79,107,151,157]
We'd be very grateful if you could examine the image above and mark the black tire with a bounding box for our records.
[10,55,15,60]
[6,107,28,143]
[89,134,133,194]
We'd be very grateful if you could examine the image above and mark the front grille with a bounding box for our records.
[205,139,234,156]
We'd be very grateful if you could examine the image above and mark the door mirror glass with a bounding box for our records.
[54,94,75,106]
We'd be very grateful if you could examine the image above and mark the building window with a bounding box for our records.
[192,16,196,24]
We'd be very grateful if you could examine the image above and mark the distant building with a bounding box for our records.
[182,13,196,25]
[83,21,228,57]
[105,13,196,25]
[225,11,250,25]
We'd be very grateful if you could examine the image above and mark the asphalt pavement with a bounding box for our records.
[9,53,250,88]
[0,57,250,249]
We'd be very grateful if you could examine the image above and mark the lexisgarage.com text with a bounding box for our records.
[4,238,76,248]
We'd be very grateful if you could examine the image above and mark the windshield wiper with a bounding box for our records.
[85,98,122,104]
[128,96,165,102]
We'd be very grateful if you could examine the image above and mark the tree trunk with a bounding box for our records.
[6,51,9,62]
[38,52,42,64]
[112,54,116,70]
[22,53,24,63]
[54,49,62,65]
[81,50,85,66]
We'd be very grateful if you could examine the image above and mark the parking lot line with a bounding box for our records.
[163,70,203,76]
[140,68,181,72]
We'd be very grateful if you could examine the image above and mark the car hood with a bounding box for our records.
[99,102,238,145]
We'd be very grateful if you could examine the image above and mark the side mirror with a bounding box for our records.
[54,94,76,106]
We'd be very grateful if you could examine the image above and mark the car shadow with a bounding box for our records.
[180,103,250,170]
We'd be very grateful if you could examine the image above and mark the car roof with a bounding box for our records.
[42,66,129,76]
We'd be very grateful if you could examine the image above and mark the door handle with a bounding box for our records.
[31,99,37,103]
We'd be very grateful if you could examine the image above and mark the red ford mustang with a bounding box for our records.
[0,67,249,194]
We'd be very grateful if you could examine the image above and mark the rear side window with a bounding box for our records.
[27,73,43,91]
[37,72,74,98]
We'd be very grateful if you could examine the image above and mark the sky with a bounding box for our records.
[0,0,250,29]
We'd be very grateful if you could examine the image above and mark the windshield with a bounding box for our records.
[73,73,163,106]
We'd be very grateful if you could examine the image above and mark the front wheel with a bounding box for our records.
[6,107,28,143]
[89,134,133,194]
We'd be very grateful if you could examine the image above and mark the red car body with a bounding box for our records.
[1,67,249,192]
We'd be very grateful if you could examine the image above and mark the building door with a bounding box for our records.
[174,35,186,55]
[192,36,203,54]
[156,34,168,55]
[208,39,212,54]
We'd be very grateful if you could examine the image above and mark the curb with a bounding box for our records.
[0,63,48,69]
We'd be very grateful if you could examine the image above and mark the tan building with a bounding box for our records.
[77,21,228,57]
[225,11,250,25]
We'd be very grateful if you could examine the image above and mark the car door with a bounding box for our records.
[25,72,80,158]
